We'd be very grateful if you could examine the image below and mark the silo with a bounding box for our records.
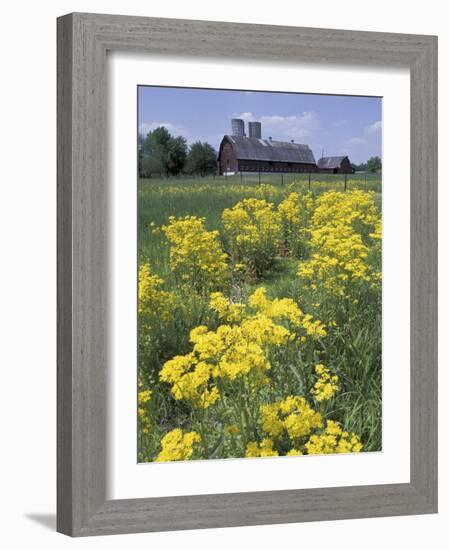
[248,121,262,139]
[231,118,245,137]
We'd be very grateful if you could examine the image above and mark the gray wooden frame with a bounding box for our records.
[57,12,438,537]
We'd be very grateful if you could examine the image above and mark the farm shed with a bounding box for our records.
[317,156,354,174]
[218,119,317,175]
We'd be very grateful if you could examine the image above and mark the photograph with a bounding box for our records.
[0,1,440,543]
[137,85,382,463]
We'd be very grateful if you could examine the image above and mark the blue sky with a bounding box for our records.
[138,86,382,165]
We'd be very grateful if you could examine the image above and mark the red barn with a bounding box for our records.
[218,119,317,175]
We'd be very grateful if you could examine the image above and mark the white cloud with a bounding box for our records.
[346,136,367,146]
[139,121,190,140]
[235,111,254,121]
[344,121,381,151]
[234,111,319,142]
[364,120,382,135]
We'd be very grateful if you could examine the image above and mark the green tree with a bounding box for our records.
[138,133,145,176]
[351,161,367,172]
[186,141,217,176]
[140,126,188,177]
[167,136,188,176]
[366,156,382,173]
[141,126,171,177]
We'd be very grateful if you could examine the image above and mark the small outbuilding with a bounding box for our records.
[317,156,354,174]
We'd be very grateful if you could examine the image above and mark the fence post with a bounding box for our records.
[258,171,261,185]
[240,171,243,183]
[308,172,311,191]
[281,173,284,186]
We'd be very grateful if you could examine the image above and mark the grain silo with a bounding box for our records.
[248,121,262,139]
[231,118,245,137]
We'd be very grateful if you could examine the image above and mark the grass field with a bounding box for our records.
[138,173,381,270]
[137,174,382,462]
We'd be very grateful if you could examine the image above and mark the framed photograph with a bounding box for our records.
[57,13,437,536]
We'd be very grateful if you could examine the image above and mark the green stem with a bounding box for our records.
[199,409,210,459]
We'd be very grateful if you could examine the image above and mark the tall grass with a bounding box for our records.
[138,175,382,461]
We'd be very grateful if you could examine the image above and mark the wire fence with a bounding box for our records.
[215,171,382,193]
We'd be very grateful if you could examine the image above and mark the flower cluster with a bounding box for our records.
[305,420,363,454]
[260,396,323,440]
[160,287,326,409]
[245,438,279,458]
[368,219,382,289]
[244,395,362,458]
[159,350,220,409]
[162,216,229,292]
[155,429,201,462]
[278,191,314,257]
[311,364,339,402]
[137,385,152,435]
[311,190,378,231]
[159,319,276,407]
[245,396,363,457]
[209,291,245,323]
[298,190,381,298]
[138,263,174,323]
[222,198,282,278]
[248,287,327,339]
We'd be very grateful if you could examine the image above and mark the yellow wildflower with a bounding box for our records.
[162,215,229,292]
[261,396,323,440]
[248,287,326,339]
[305,420,363,454]
[209,292,245,323]
[138,389,152,404]
[298,190,381,297]
[159,353,219,409]
[137,387,152,435]
[311,364,339,402]
[155,429,201,462]
[286,448,303,456]
[278,191,314,257]
[245,438,279,458]
[222,198,282,277]
[138,263,174,322]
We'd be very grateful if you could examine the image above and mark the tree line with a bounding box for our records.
[138,126,218,178]
[351,156,382,173]
[138,126,382,178]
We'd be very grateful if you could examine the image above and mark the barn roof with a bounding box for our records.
[317,156,348,169]
[221,135,316,164]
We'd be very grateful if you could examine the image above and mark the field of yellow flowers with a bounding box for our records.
[138,175,382,462]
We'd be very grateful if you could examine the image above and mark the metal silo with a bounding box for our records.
[248,121,262,139]
[231,118,245,137]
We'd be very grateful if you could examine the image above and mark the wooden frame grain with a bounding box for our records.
[57,12,438,536]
